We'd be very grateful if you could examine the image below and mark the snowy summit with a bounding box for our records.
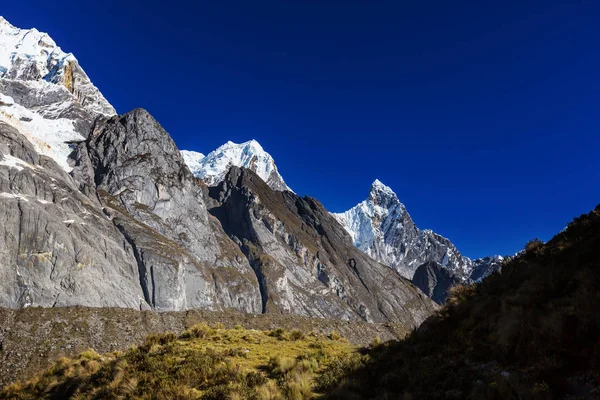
[333,179,501,282]
[0,16,115,171]
[181,139,291,191]
[0,16,114,116]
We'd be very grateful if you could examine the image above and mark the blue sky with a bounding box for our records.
[3,1,600,258]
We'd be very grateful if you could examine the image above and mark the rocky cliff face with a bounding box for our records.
[74,109,263,312]
[411,261,456,304]
[0,121,142,308]
[208,167,437,323]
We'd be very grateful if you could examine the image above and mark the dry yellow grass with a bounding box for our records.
[1,324,361,400]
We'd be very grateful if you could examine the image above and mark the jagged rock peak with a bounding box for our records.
[334,180,501,287]
[368,178,403,209]
[370,179,396,196]
[0,15,115,116]
[181,139,291,192]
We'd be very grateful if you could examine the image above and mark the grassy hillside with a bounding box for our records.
[326,205,600,399]
[0,307,408,388]
[1,324,368,399]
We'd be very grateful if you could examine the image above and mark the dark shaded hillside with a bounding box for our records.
[326,205,600,399]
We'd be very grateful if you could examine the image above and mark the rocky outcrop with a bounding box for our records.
[0,79,94,136]
[208,167,438,324]
[469,255,504,282]
[74,109,262,312]
[411,261,457,304]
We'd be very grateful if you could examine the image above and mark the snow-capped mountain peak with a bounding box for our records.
[333,179,406,257]
[368,178,402,208]
[0,16,114,117]
[181,139,291,191]
[334,180,501,284]
[0,17,117,171]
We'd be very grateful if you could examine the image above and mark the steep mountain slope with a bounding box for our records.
[207,167,437,323]
[325,205,600,399]
[182,139,291,191]
[333,180,502,286]
[411,261,455,304]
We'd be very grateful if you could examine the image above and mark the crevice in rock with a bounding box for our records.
[243,254,269,314]
[16,200,23,258]
[114,222,153,309]
[150,265,156,308]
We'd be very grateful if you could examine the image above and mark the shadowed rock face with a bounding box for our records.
[412,261,457,304]
[208,167,438,324]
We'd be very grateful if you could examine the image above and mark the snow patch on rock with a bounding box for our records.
[0,93,83,171]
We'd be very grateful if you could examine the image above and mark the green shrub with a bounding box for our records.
[180,323,214,339]
[267,355,297,377]
[288,330,305,341]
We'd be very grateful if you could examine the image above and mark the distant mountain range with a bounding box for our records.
[0,14,496,327]
[0,16,438,324]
